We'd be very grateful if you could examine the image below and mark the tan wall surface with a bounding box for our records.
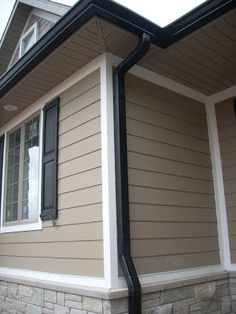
[216,98,236,263]
[0,70,103,277]
[126,75,220,275]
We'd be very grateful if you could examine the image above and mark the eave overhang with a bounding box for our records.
[1,0,235,99]
[0,0,235,128]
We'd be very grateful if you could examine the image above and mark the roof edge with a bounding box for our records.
[0,0,235,98]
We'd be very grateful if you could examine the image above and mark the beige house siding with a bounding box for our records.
[126,75,220,275]
[0,70,103,277]
[216,99,236,263]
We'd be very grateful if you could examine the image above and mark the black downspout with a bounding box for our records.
[113,33,151,314]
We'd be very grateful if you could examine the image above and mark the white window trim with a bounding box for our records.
[0,109,43,233]
[19,22,38,57]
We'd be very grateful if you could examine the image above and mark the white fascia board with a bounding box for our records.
[31,7,61,23]
[19,0,70,16]
[0,0,20,48]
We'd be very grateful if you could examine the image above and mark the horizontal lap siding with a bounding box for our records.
[216,99,236,263]
[126,75,219,275]
[0,70,103,277]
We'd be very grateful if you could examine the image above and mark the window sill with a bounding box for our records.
[1,221,42,233]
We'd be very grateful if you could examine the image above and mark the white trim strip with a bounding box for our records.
[209,85,236,104]
[109,53,207,103]
[101,53,119,288]
[205,100,231,269]
[0,267,105,288]
[117,265,223,288]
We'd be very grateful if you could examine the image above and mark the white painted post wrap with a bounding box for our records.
[206,99,231,270]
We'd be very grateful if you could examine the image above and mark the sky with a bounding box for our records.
[0,0,206,41]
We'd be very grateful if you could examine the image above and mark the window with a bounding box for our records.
[20,23,37,57]
[3,115,40,226]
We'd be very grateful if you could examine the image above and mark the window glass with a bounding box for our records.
[22,116,40,221]
[5,129,21,222]
[4,115,40,225]
[21,28,35,56]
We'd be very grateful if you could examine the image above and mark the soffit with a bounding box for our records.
[139,8,236,95]
[0,17,138,128]
[0,8,236,128]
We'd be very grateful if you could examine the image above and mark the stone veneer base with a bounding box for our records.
[0,271,236,313]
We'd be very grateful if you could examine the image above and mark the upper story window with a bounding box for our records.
[3,114,41,228]
[19,22,37,57]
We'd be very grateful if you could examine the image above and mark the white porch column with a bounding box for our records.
[206,99,231,270]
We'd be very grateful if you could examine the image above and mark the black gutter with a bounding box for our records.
[113,33,151,314]
[163,0,236,46]
[1,0,235,98]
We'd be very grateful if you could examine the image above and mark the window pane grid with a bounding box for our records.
[5,129,21,222]
[22,116,40,221]
[4,115,40,224]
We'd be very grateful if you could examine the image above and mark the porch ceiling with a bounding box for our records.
[0,6,236,128]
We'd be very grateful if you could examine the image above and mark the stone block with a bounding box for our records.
[8,283,20,299]
[195,282,216,301]
[19,285,33,298]
[12,299,27,313]
[103,298,128,314]
[82,296,102,313]
[201,299,221,313]
[45,302,54,309]
[173,305,189,314]
[161,288,180,304]
[70,310,86,314]
[57,292,65,305]
[216,283,230,297]
[43,309,54,314]
[151,304,172,314]
[65,293,82,302]
[142,292,160,301]
[232,300,236,313]
[0,301,11,312]
[221,296,232,314]
[0,295,6,301]
[190,303,201,311]
[142,298,161,309]
[45,290,57,303]
[54,304,69,314]
[230,282,236,295]
[26,304,42,314]
[0,284,8,296]
[31,288,44,306]
[181,286,195,299]
[65,300,82,309]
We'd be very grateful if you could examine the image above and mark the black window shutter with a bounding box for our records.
[41,97,60,221]
[0,135,4,213]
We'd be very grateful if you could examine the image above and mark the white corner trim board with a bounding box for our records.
[205,100,231,270]
[100,53,119,289]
